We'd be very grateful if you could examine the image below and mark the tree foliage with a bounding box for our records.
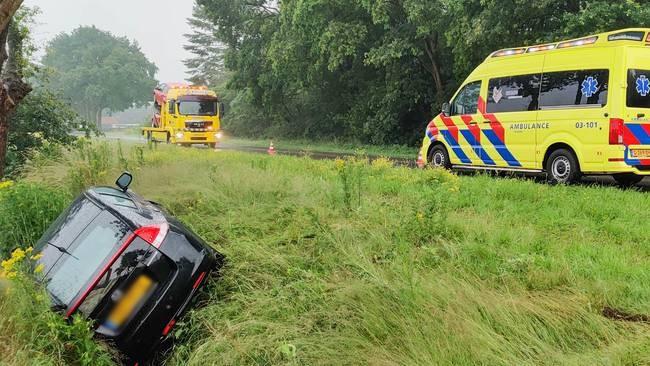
[194,0,650,145]
[5,88,80,176]
[183,3,228,86]
[41,26,158,128]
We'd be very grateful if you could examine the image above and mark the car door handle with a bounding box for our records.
[482,120,492,124]
[469,121,478,125]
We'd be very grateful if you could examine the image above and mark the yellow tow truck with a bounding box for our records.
[143,83,223,148]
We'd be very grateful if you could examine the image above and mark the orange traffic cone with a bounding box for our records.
[416,152,425,168]
[268,141,276,155]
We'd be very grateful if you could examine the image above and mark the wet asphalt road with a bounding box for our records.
[101,132,650,191]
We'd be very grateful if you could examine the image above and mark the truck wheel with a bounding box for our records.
[428,144,451,169]
[613,173,643,187]
[546,148,581,184]
[208,143,217,149]
[146,131,152,142]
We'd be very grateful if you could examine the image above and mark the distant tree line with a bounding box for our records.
[41,26,158,130]
[185,0,650,146]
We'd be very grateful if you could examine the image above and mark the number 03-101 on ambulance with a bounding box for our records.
[418,28,650,185]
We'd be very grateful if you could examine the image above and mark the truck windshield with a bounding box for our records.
[178,101,217,116]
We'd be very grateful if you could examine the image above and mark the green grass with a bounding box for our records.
[3,141,650,365]
[222,137,417,159]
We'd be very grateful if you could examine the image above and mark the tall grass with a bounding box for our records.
[10,142,650,365]
[0,182,70,257]
[0,249,114,365]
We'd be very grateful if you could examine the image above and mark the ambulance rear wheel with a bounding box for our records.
[428,145,451,169]
[546,149,581,184]
[613,173,643,187]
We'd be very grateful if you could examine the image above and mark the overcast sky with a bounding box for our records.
[24,0,195,82]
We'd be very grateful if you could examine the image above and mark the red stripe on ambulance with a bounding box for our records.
[460,114,481,143]
[440,114,459,142]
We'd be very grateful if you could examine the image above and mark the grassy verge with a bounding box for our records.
[222,137,417,159]
[3,141,650,365]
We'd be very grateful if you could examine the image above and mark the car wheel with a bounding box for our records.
[428,145,451,169]
[613,173,643,187]
[546,148,581,184]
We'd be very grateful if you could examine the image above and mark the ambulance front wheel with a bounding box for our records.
[428,144,451,169]
[546,148,581,184]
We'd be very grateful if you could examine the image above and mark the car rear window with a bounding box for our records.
[627,69,650,108]
[540,69,609,109]
[46,211,130,307]
[78,237,153,316]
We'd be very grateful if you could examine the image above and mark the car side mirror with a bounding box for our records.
[441,103,451,116]
[116,172,133,192]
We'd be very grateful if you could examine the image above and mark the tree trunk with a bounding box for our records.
[0,112,7,177]
[0,0,23,32]
[423,36,444,95]
[96,108,102,131]
[0,4,32,178]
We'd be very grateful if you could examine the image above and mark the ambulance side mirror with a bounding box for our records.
[441,103,451,116]
[168,100,176,114]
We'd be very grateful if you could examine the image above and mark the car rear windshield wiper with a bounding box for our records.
[47,241,79,260]
[49,293,67,311]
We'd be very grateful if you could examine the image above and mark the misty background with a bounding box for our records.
[25,0,193,82]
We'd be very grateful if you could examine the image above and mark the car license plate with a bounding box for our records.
[631,149,650,158]
[106,275,153,329]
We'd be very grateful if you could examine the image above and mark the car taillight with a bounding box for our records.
[135,223,169,248]
[609,118,625,145]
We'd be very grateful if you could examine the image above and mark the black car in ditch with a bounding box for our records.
[35,172,223,362]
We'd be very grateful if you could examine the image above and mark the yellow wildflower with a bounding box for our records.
[26,247,33,254]
[11,248,25,262]
[0,180,13,190]
[34,264,45,274]
[334,158,345,172]
[1,258,14,272]
[371,157,393,170]
[6,271,16,279]
[30,253,43,261]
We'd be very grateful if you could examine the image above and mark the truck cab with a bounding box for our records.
[143,83,224,148]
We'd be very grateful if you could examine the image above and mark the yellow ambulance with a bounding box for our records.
[419,28,650,185]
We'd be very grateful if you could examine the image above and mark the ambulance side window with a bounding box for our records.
[627,69,650,108]
[487,74,541,113]
[540,70,609,108]
[451,81,482,116]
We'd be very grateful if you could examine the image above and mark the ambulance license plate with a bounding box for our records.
[107,275,153,328]
[630,149,650,158]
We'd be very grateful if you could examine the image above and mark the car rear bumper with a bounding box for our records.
[112,248,221,360]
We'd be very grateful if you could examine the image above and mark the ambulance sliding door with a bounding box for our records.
[483,56,544,169]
